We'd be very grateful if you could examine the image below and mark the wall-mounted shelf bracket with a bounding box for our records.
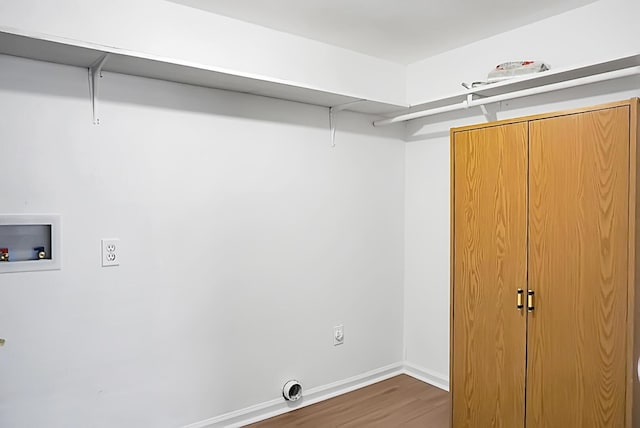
[466,93,474,105]
[329,99,366,147]
[88,53,110,125]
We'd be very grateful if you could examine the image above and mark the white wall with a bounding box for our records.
[404,81,640,382]
[407,0,640,104]
[0,54,406,428]
[0,0,406,106]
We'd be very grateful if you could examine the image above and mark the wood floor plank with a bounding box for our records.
[247,375,450,427]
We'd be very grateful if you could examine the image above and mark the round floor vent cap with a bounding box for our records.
[283,380,303,401]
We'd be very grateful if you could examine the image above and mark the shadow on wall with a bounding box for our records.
[404,74,640,143]
[0,54,403,138]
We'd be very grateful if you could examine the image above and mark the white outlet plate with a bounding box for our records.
[101,239,120,267]
[333,324,344,346]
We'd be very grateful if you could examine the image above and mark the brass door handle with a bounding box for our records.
[517,289,524,310]
[527,290,535,312]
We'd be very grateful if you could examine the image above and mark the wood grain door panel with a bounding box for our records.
[452,123,528,428]
[527,107,630,428]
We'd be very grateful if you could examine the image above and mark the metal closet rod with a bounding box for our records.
[373,66,640,126]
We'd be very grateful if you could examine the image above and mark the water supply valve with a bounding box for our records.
[34,246,46,260]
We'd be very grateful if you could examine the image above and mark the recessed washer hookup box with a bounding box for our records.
[0,214,61,274]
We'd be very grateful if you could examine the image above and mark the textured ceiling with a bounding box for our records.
[169,0,597,64]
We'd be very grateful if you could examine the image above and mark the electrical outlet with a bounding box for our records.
[101,239,120,267]
[333,324,344,346]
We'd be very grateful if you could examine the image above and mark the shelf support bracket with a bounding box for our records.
[466,93,473,106]
[329,106,337,147]
[89,54,110,125]
[329,100,366,147]
[468,93,496,121]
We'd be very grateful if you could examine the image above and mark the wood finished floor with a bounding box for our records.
[247,374,449,427]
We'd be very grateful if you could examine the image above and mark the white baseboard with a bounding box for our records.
[182,361,449,428]
[402,362,449,392]
[182,362,404,428]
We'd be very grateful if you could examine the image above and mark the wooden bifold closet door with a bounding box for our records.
[526,107,630,427]
[451,100,639,428]
[452,123,528,428]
